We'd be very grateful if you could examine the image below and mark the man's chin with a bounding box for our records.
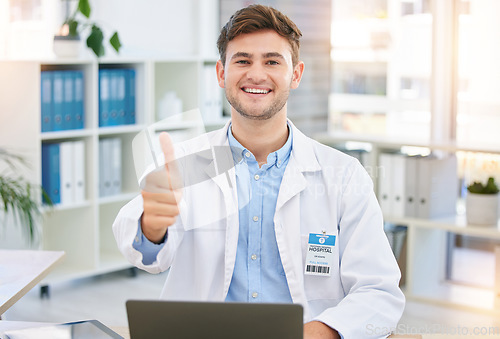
[237,110,276,121]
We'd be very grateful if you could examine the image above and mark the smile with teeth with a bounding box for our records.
[242,87,271,94]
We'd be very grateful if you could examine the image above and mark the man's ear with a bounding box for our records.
[216,60,225,88]
[291,61,304,90]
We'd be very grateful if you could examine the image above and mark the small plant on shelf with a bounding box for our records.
[467,177,499,195]
[466,176,499,225]
[57,0,121,58]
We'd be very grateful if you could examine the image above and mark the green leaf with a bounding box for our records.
[68,20,79,37]
[78,0,91,18]
[87,25,105,57]
[109,32,122,53]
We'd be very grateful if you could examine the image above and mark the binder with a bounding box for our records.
[378,153,394,216]
[41,71,53,132]
[41,143,51,204]
[99,69,111,127]
[52,71,64,131]
[59,141,74,205]
[74,70,85,129]
[416,155,457,218]
[62,71,74,130]
[127,69,136,125]
[99,138,112,197]
[73,140,85,203]
[391,153,407,218]
[116,69,126,125]
[404,156,419,218]
[49,143,61,204]
[111,138,122,195]
[108,69,119,126]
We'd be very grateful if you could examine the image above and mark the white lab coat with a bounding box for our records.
[113,120,405,338]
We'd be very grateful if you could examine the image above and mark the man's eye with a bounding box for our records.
[267,60,279,65]
[236,60,249,64]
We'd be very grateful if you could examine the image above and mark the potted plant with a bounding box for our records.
[466,177,500,225]
[0,148,52,245]
[54,0,121,58]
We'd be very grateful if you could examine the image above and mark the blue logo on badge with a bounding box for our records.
[308,233,336,246]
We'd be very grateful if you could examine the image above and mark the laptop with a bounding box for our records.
[126,300,303,339]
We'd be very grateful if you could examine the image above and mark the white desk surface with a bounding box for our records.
[0,250,65,315]
[0,321,129,339]
[1,321,499,339]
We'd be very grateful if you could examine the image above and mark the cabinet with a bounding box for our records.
[315,131,500,314]
[0,57,226,284]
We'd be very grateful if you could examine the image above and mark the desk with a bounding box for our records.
[0,321,129,339]
[2,322,500,339]
[0,250,65,315]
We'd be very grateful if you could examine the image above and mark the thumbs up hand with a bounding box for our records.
[140,132,183,244]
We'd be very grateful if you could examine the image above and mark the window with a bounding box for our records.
[330,0,432,141]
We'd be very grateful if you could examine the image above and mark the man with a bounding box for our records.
[113,4,405,338]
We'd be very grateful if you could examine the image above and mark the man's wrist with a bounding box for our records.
[303,321,340,339]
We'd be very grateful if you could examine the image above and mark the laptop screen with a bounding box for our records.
[126,300,303,339]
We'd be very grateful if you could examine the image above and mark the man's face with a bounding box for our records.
[216,30,304,121]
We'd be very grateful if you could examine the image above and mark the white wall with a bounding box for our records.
[91,0,201,57]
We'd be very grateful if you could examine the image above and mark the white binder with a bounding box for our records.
[73,140,85,203]
[59,141,74,205]
[404,156,420,218]
[378,153,394,216]
[111,138,122,195]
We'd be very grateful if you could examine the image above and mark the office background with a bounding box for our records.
[1,0,500,333]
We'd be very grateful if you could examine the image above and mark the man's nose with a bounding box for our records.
[246,63,267,83]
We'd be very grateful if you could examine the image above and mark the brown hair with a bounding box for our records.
[217,4,302,67]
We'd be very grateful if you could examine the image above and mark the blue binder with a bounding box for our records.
[41,71,53,132]
[62,71,74,130]
[52,71,64,131]
[116,69,126,126]
[74,70,85,129]
[126,69,136,125]
[46,143,61,204]
[99,69,111,127]
[41,143,51,204]
[108,69,119,126]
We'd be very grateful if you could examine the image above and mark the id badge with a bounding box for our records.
[304,232,336,276]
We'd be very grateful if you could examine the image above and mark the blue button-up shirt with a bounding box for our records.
[134,124,294,304]
[225,124,293,303]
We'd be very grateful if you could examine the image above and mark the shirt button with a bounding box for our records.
[245,152,251,158]
[251,254,257,260]
[252,292,258,298]
[254,174,260,180]
[277,160,282,166]
[252,216,259,222]
[135,236,139,243]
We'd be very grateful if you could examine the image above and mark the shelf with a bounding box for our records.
[407,281,498,314]
[99,192,138,205]
[385,214,500,240]
[42,200,92,213]
[98,124,147,136]
[315,131,500,154]
[41,129,93,141]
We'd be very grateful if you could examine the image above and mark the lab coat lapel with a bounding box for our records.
[203,124,240,299]
[274,120,321,318]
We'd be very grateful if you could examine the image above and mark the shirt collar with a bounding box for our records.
[227,122,293,168]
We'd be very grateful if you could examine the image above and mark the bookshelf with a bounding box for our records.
[315,131,500,315]
[0,57,225,285]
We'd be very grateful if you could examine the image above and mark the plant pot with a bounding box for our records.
[466,192,500,225]
[53,35,81,58]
